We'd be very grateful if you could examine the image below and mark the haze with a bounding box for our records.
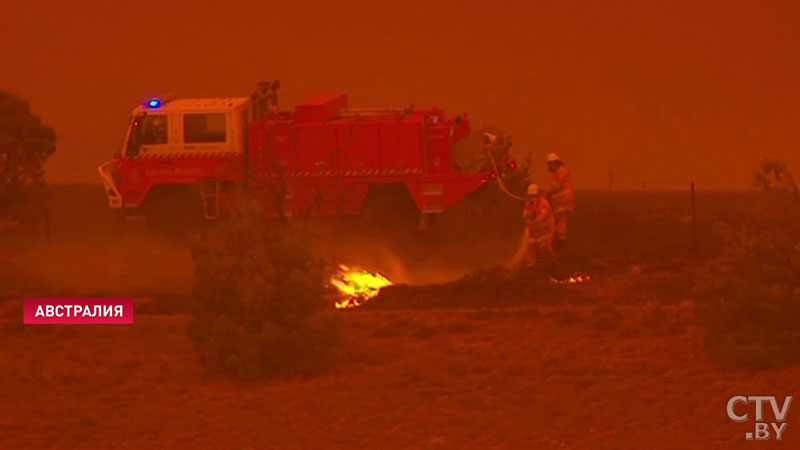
[2,0,798,189]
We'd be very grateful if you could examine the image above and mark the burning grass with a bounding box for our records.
[361,267,597,310]
[330,264,392,309]
[548,272,592,284]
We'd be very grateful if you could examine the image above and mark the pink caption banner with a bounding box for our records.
[23,298,134,324]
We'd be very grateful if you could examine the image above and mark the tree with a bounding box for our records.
[0,91,56,216]
[753,159,799,202]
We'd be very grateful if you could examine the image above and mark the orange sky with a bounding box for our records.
[1,0,798,188]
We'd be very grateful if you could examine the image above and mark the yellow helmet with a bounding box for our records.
[527,184,540,196]
[546,153,561,163]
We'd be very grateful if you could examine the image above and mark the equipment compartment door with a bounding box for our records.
[378,120,423,174]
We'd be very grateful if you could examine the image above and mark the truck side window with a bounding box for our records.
[184,113,227,143]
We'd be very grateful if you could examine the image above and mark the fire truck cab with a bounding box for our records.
[100,97,249,212]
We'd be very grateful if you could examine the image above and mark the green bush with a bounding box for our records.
[695,189,800,368]
[187,201,340,379]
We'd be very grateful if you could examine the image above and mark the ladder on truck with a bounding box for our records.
[200,181,220,219]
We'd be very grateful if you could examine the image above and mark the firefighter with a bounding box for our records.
[266,79,280,113]
[545,153,575,251]
[251,80,280,119]
[522,183,557,268]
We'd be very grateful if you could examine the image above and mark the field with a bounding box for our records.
[1,185,798,449]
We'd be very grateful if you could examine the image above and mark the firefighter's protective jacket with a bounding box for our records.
[547,165,575,214]
[523,196,555,243]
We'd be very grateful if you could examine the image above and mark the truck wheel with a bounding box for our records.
[141,185,204,235]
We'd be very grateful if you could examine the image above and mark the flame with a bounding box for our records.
[549,272,591,284]
[331,264,392,309]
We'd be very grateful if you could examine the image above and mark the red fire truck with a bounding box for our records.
[98,84,512,224]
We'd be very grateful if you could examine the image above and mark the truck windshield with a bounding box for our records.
[126,114,168,157]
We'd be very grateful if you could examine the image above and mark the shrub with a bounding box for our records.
[187,200,340,379]
[695,166,800,368]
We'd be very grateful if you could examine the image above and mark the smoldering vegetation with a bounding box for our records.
[0,184,757,307]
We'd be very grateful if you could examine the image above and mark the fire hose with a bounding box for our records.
[482,131,525,202]
[480,131,531,269]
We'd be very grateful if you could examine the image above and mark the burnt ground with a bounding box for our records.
[1,185,798,449]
